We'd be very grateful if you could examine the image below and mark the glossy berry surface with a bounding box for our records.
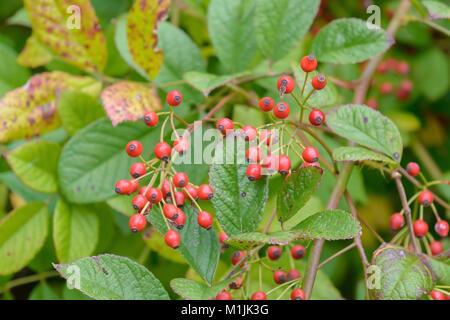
[267,246,282,260]
[166,90,182,106]
[247,164,263,181]
[418,190,433,207]
[147,187,162,203]
[197,211,213,230]
[164,230,180,248]
[130,162,146,178]
[435,220,449,237]
[241,125,257,141]
[309,109,325,126]
[246,147,262,163]
[144,111,158,127]
[301,55,317,72]
[278,155,291,175]
[154,142,172,162]
[231,251,245,266]
[312,74,327,90]
[413,219,428,237]
[430,290,445,300]
[126,141,143,157]
[216,290,232,300]
[251,292,267,300]
[406,162,420,177]
[173,172,188,188]
[174,209,186,228]
[216,118,234,135]
[129,214,146,233]
[291,245,306,260]
[173,191,185,207]
[132,194,147,211]
[302,146,319,163]
[163,203,178,220]
[274,102,290,119]
[115,179,132,195]
[390,213,404,230]
[291,288,306,300]
[259,97,274,112]
[183,185,198,200]
[277,75,295,94]
[161,180,172,197]
[198,184,214,200]
[273,270,287,284]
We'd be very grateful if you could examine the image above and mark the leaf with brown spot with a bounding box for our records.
[101,81,162,126]
[17,35,53,68]
[23,0,107,73]
[0,71,101,143]
[126,0,170,80]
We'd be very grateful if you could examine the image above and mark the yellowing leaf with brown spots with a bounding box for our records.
[23,0,107,73]
[0,71,101,143]
[127,0,170,80]
[101,81,162,126]
[17,35,53,68]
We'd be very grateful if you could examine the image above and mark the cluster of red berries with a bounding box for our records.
[215,245,307,300]
[115,90,216,250]
[390,162,448,256]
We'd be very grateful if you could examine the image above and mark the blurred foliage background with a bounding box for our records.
[0,0,448,300]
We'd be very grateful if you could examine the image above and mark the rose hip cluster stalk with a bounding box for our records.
[115,90,215,249]
[390,162,449,260]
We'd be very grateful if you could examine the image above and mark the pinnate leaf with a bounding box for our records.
[101,81,162,126]
[326,104,403,161]
[0,202,49,275]
[54,254,169,300]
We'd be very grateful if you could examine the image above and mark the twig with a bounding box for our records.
[317,243,357,269]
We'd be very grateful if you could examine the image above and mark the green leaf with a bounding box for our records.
[170,277,237,300]
[53,199,99,263]
[370,244,434,300]
[183,71,248,96]
[254,0,320,60]
[23,0,107,73]
[54,254,170,300]
[59,91,105,136]
[58,117,160,203]
[29,282,61,300]
[0,43,30,96]
[101,81,162,126]
[277,166,323,223]
[0,71,101,143]
[423,1,450,19]
[226,231,305,250]
[312,18,392,64]
[333,146,397,164]
[429,255,450,286]
[412,48,449,101]
[210,135,269,236]
[232,104,265,128]
[6,141,61,194]
[0,202,49,275]
[17,35,53,69]
[207,0,257,72]
[326,104,403,161]
[155,22,205,107]
[292,210,361,240]
[142,226,185,264]
[126,0,170,80]
[291,62,338,107]
[148,204,220,285]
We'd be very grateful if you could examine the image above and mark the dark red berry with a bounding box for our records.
[301,55,317,72]
[161,180,173,198]
[129,214,146,232]
[390,213,405,230]
[251,292,267,300]
[173,137,189,154]
[132,194,148,211]
[312,74,327,90]
[287,269,301,281]
[430,290,445,300]
[291,289,306,300]
[130,162,146,178]
[147,187,163,203]
[309,109,325,126]
[302,146,319,163]
[247,164,263,181]
[291,245,306,260]
[174,208,186,229]
[126,141,143,157]
[144,111,158,127]
[173,191,185,207]
[183,185,198,201]
[163,203,178,220]
[231,251,245,266]
[259,97,275,111]
[418,190,434,207]
[173,172,188,188]
[267,246,282,261]
[165,230,180,248]
[216,118,234,135]
[229,277,243,290]
[216,290,232,300]
[278,155,291,175]
[274,102,290,119]
[277,75,295,94]
[241,125,257,141]
[115,179,132,195]
[273,270,287,284]
[406,162,420,177]
[198,184,214,200]
[166,90,182,107]
[198,211,213,230]
[413,219,428,237]
[430,240,443,256]
[435,220,449,237]
[246,146,261,163]
[154,142,172,162]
